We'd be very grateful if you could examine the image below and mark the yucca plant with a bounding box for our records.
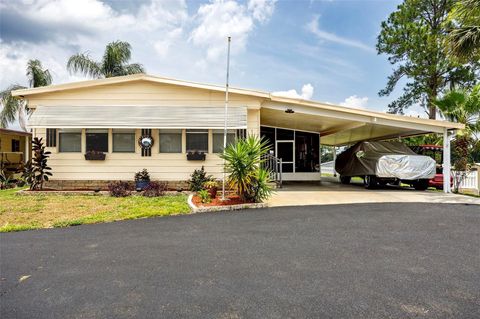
[219,135,273,202]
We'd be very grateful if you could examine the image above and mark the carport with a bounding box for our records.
[260,95,464,193]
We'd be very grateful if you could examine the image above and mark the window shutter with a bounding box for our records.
[141,129,152,157]
[46,129,57,147]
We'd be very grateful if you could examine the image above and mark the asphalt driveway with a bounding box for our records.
[1,203,479,319]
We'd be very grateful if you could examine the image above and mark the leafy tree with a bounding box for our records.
[447,0,480,61]
[0,60,52,129]
[402,133,442,147]
[67,41,145,78]
[377,0,479,119]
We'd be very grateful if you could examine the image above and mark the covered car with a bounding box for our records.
[335,141,436,190]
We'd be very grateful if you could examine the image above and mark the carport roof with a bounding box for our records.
[12,74,463,145]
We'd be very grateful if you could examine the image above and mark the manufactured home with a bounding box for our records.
[12,74,462,192]
[0,128,31,177]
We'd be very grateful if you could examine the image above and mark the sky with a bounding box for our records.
[1,0,425,129]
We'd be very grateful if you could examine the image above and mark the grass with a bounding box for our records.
[0,188,190,232]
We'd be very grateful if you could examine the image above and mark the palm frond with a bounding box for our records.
[67,53,102,78]
[102,41,132,77]
[0,84,27,128]
[448,26,480,60]
[26,59,52,88]
[120,63,146,76]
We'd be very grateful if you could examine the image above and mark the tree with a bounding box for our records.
[67,41,145,78]
[0,60,52,129]
[377,0,479,119]
[434,84,480,139]
[434,84,480,191]
[447,0,480,61]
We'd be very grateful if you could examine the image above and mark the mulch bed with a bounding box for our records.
[192,195,252,207]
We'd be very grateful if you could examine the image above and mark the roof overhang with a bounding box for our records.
[0,128,32,137]
[261,100,463,146]
[12,73,464,145]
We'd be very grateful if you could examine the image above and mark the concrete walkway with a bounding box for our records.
[268,177,480,207]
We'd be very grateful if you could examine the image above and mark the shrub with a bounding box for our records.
[203,180,218,198]
[0,168,13,190]
[203,180,218,189]
[250,168,273,203]
[108,181,132,197]
[134,169,150,182]
[219,135,273,202]
[143,181,167,197]
[23,138,52,190]
[198,189,211,203]
[189,166,213,191]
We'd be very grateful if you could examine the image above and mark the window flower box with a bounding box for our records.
[84,151,106,161]
[187,151,206,161]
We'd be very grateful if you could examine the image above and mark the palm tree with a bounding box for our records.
[67,41,145,78]
[0,60,52,130]
[434,84,480,139]
[434,84,480,191]
[447,0,480,61]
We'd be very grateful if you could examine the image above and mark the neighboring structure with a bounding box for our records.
[0,128,31,177]
[12,74,463,192]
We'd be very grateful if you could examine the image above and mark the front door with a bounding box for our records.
[276,140,294,173]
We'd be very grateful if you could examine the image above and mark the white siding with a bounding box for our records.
[30,80,264,181]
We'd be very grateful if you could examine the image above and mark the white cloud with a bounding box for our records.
[272,83,314,100]
[307,15,374,52]
[248,0,277,23]
[0,0,278,130]
[190,0,276,65]
[22,0,136,37]
[340,95,368,109]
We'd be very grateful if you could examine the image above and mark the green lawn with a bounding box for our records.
[0,188,190,232]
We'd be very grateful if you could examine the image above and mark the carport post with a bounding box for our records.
[443,128,452,193]
[333,146,337,177]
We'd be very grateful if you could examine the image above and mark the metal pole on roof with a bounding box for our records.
[222,36,231,201]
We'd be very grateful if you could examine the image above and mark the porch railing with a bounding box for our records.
[261,153,282,188]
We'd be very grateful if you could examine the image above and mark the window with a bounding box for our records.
[59,129,81,152]
[159,129,182,153]
[86,129,108,152]
[212,129,235,153]
[186,129,208,152]
[276,128,294,140]
[11,139,20,152]
[113,129,135,153]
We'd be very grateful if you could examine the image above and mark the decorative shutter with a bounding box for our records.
[141,129,152,157]
[46,128,57,147]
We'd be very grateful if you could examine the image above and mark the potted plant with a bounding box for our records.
[187,151,206,161]
[134,169,150,191]
[85,150,106,160]
[203,180,218,198]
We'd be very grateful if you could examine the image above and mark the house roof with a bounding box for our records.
[0,128,32,137]
[11,73,464,132]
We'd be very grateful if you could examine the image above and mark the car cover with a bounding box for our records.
[335,141,436,180]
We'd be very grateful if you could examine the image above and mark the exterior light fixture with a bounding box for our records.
[285,108,295,114]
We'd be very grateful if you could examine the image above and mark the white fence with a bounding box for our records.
[452,170,479,194]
